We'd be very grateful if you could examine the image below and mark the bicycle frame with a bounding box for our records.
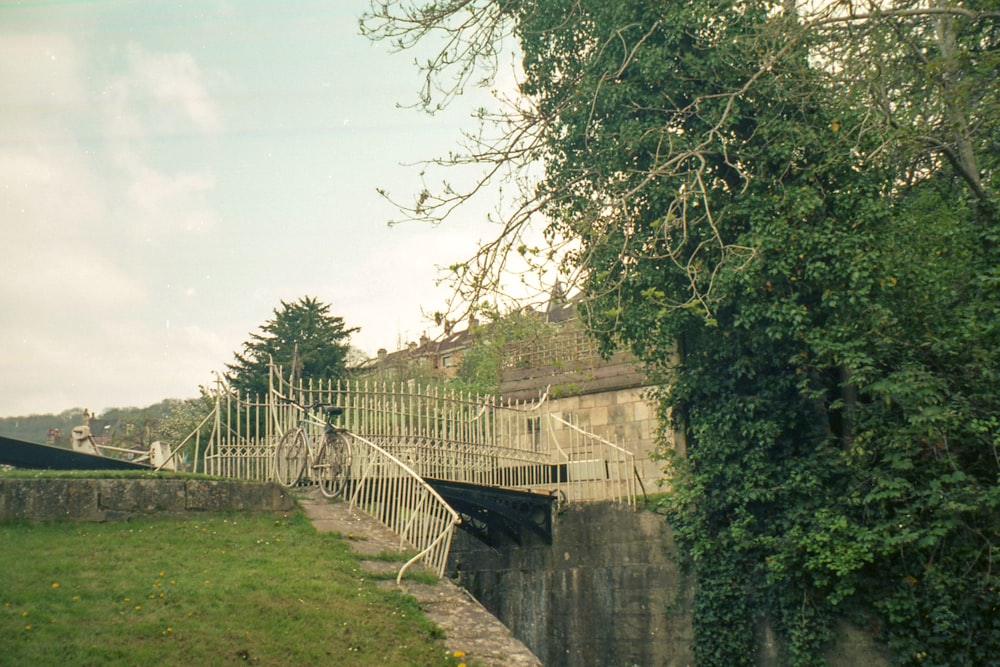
[273,400,352,498]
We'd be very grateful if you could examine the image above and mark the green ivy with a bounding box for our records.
[365,0,1000,662]
[513,1,999,663]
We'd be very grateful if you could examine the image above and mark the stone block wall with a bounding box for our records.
[450,502,695,667]
[545,387,670,492]
[450,502,892,667]
[0,478,296,522]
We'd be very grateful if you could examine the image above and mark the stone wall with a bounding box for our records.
[497,332,671,493]
[501,350,647,402]
[0,478,295,522]
[545,387,669,492]
[450,502,696,667]
[449,502,892,667]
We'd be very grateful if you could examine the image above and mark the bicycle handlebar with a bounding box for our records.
[278,396,344,417]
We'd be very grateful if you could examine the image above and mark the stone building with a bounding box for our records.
[365,290,669,493]
[498,317,668,493]
[365,326,475,381]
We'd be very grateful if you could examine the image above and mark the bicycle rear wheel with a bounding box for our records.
[273,428,307,487]
[316,431,352,498]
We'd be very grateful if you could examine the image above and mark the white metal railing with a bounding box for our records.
[367,434,562,489]
[204,367,638,504]
[150,409,215,473]
[203,376,274,480]
[200,366,638,580]
[547,413,637,508]
[268,367,550,457]
[266,365,559,488]
[344,433,461,581]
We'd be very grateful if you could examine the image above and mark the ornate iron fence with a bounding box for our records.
[200,364,638,577]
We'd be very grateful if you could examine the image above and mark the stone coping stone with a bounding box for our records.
[0,478,295,522]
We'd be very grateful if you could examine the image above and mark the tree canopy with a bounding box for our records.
[451,306,557,395]
[226,297,358,398]
[365,0,999,664]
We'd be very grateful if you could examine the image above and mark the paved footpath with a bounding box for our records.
[296,489,542,667]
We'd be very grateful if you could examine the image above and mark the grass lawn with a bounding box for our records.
[0,509,464,666]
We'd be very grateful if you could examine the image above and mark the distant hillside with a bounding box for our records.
[0,401,181,447]
[0,409,89,446]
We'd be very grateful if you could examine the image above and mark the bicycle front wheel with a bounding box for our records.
[317,431,352,498]
[273,428,307,487]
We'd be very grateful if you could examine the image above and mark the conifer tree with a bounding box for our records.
[226,297,358,398]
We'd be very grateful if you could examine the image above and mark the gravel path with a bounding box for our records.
[297,489,542,667]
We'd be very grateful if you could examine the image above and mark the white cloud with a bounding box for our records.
[96,44,224,237]
[0,145,105,238]
[113,149,218,237]
[0,141,141,332]
[0,6,532,418]
[0,319,227,416]
[0,32,87,129]
[127,45,221,132]
[103,44,222,138]
[0,33,229,416]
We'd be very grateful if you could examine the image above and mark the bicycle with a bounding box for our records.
[273,398,352,498]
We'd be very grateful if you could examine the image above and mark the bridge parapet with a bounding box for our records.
[267,365,634,504]
[201,365,637,576]
[204,365,636,505]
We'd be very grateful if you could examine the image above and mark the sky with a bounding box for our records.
[1,1,518,417]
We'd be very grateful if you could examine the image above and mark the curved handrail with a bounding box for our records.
[344,432,461,582]
[547,413,637,507]
[548,413,633,455]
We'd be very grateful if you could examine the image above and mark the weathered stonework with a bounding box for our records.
[450,502,696,667]
[545,387,668,491]
[99,479,188,514]
[450,502,891,667]
[0,478,295,522]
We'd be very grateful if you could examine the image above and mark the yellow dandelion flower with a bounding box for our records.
[452,651,466,658]
[21,611,28,617]
[25,625,31,631]
[134,605,142,611]
[51,582,60,589]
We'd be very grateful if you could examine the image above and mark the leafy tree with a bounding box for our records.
[226,297,358,398]
[147,393,215,467]
[451,307,557,395]
[365,0,999,664]
[100,400,181,449]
